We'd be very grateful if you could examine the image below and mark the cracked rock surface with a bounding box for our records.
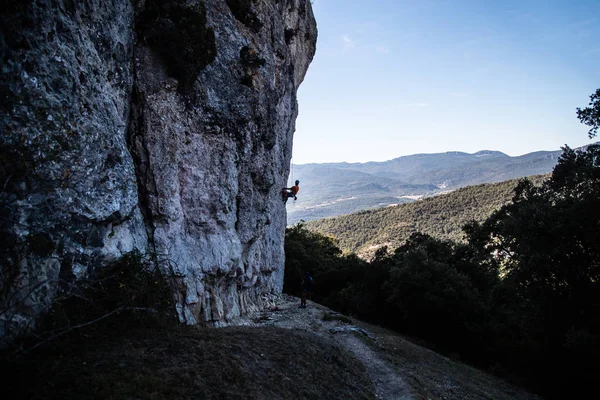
[0,0,317,342]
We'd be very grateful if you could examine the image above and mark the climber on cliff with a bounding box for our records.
[281,180,300,204]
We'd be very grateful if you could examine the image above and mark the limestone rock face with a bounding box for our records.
[0,0,316,341]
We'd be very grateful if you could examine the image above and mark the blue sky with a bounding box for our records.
[293,0,600,164]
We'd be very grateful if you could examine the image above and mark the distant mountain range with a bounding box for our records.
[287,144,596,224]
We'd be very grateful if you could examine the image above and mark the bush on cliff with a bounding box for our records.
[6,251,177,355]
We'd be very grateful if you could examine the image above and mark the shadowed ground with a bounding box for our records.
[2,294,542,400]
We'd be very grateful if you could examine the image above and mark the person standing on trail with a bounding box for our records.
[281,180,300,204]
[300,270,312,308]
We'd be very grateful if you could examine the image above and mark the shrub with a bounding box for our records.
[30,251,176,350]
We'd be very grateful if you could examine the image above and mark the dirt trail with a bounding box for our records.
[233,295,414,400]
[340,334,413,400]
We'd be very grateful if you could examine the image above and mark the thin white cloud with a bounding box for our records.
[376,44,390,54]
[341,34,355,51]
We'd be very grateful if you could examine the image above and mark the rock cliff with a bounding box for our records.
[0,0,317,342]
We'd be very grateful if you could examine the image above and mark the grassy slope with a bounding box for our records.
[4,323,375,400]
[306,174,549,255]
[2,304,543,400]
[354,321,542,400]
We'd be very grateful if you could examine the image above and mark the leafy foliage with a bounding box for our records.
[576,88,600,138]
[283,223,367,311]
[473,144,600,395]
[36,251,176,344]
[284,225,498,360]
[285,142,600,398]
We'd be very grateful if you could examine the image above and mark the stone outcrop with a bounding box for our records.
[0,0,317,342]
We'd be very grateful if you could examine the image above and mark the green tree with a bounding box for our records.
[383,233,490,352]
[576,88,600,138]
[284,223,367,306]
[485,146,600,303]
[478,144,600,397]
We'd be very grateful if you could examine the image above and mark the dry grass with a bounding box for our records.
[3,322,375,400]
[353,321,543,400]
[2,296,544,400]
[322,311,353,324]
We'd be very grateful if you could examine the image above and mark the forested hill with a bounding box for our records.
[287,146,584,223]
[306,174,549,256]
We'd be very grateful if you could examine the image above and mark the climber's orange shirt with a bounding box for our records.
[290,185,299,195]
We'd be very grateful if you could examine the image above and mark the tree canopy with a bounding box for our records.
[285,88,600,399]
[576,88,600,138]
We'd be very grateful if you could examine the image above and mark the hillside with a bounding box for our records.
[306,174,549,256]
[3,295,540,400]
[287,146,596,224]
